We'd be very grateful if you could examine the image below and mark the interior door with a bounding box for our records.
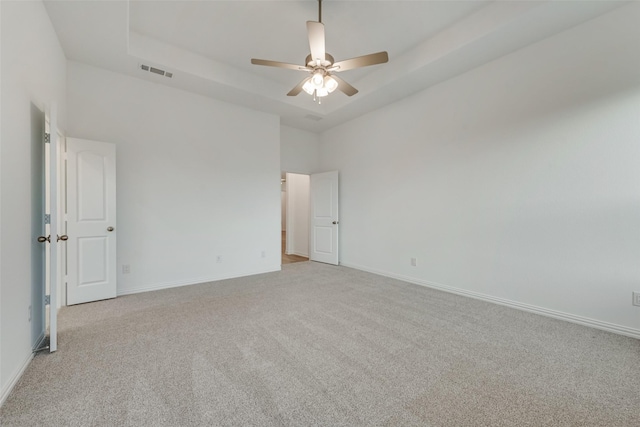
[48,105,59,352]
[31,104,46,350]
[66,138,117,305]
[309,171,339,265]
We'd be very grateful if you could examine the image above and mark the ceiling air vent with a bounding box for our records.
[139,64,173,78]
[304,114,323,121]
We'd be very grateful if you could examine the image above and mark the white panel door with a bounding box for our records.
[67,138,117,305]
[309,171,339,265]
[31,105,46,350]
[48,106,59,351]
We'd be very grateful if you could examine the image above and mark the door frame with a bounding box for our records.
[283,172,311,259]
[280,170,339,265]
[57,132,67,308]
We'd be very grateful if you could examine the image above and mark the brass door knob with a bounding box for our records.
[37,235,50,243]
[57,235,68,242]
[107,226,114,232]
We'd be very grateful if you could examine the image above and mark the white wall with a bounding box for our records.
[320,4,640,337]
[67,62,281,296]
[286,173,310,258]
[280,125,321,175]
[0,0,67,404]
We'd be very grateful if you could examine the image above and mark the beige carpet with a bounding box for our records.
[1,262,639,426]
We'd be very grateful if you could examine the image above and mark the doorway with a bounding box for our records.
[281,172,309,264]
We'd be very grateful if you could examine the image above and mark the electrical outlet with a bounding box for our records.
[261,251,266,258]
[122,264,131,274]
[216,256,222,263]
[411,258,417,267]
[28,305,32,322]
[633,292,640,307]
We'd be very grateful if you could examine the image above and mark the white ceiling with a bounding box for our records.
[44,0,627,133]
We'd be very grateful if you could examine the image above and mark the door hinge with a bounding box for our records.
[44,214,51,225]
[44,295,51,306]
[44,133,50,144]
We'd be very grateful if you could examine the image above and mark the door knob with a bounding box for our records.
[57,235,68,242]
[332,221,339,225]
[37,235,50,243]
[107,226,114,232]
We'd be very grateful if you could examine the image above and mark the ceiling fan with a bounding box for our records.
[251,0,389,102]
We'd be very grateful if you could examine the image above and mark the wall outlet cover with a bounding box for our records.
[633,292,640,307]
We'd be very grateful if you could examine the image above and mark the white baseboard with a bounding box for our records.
[341,262,640,340]
[0,351,33,408]
[117,266,282,297]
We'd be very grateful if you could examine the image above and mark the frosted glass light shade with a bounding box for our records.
[311,71,324,88]
[302,79,315,95]
[325,76,338,93]
[316,87,329,97]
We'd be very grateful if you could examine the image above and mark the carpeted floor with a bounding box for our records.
[1,262,639,426]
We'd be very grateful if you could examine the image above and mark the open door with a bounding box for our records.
[31,104,46,351]
[309,171,339,265]
[66,138,117,305]
[48,105,60,352]
[32,104,61,353]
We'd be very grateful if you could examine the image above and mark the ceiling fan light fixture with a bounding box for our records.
[250,0,388,100]
[303,74,335,98]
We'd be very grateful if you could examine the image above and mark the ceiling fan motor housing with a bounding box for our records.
[306,53,334,68]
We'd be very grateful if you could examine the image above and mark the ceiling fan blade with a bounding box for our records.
[287,77,312,96]
[331,75,358,96]
[251,58,308,71]
[332,51,389,72]
[306,21,326,63]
